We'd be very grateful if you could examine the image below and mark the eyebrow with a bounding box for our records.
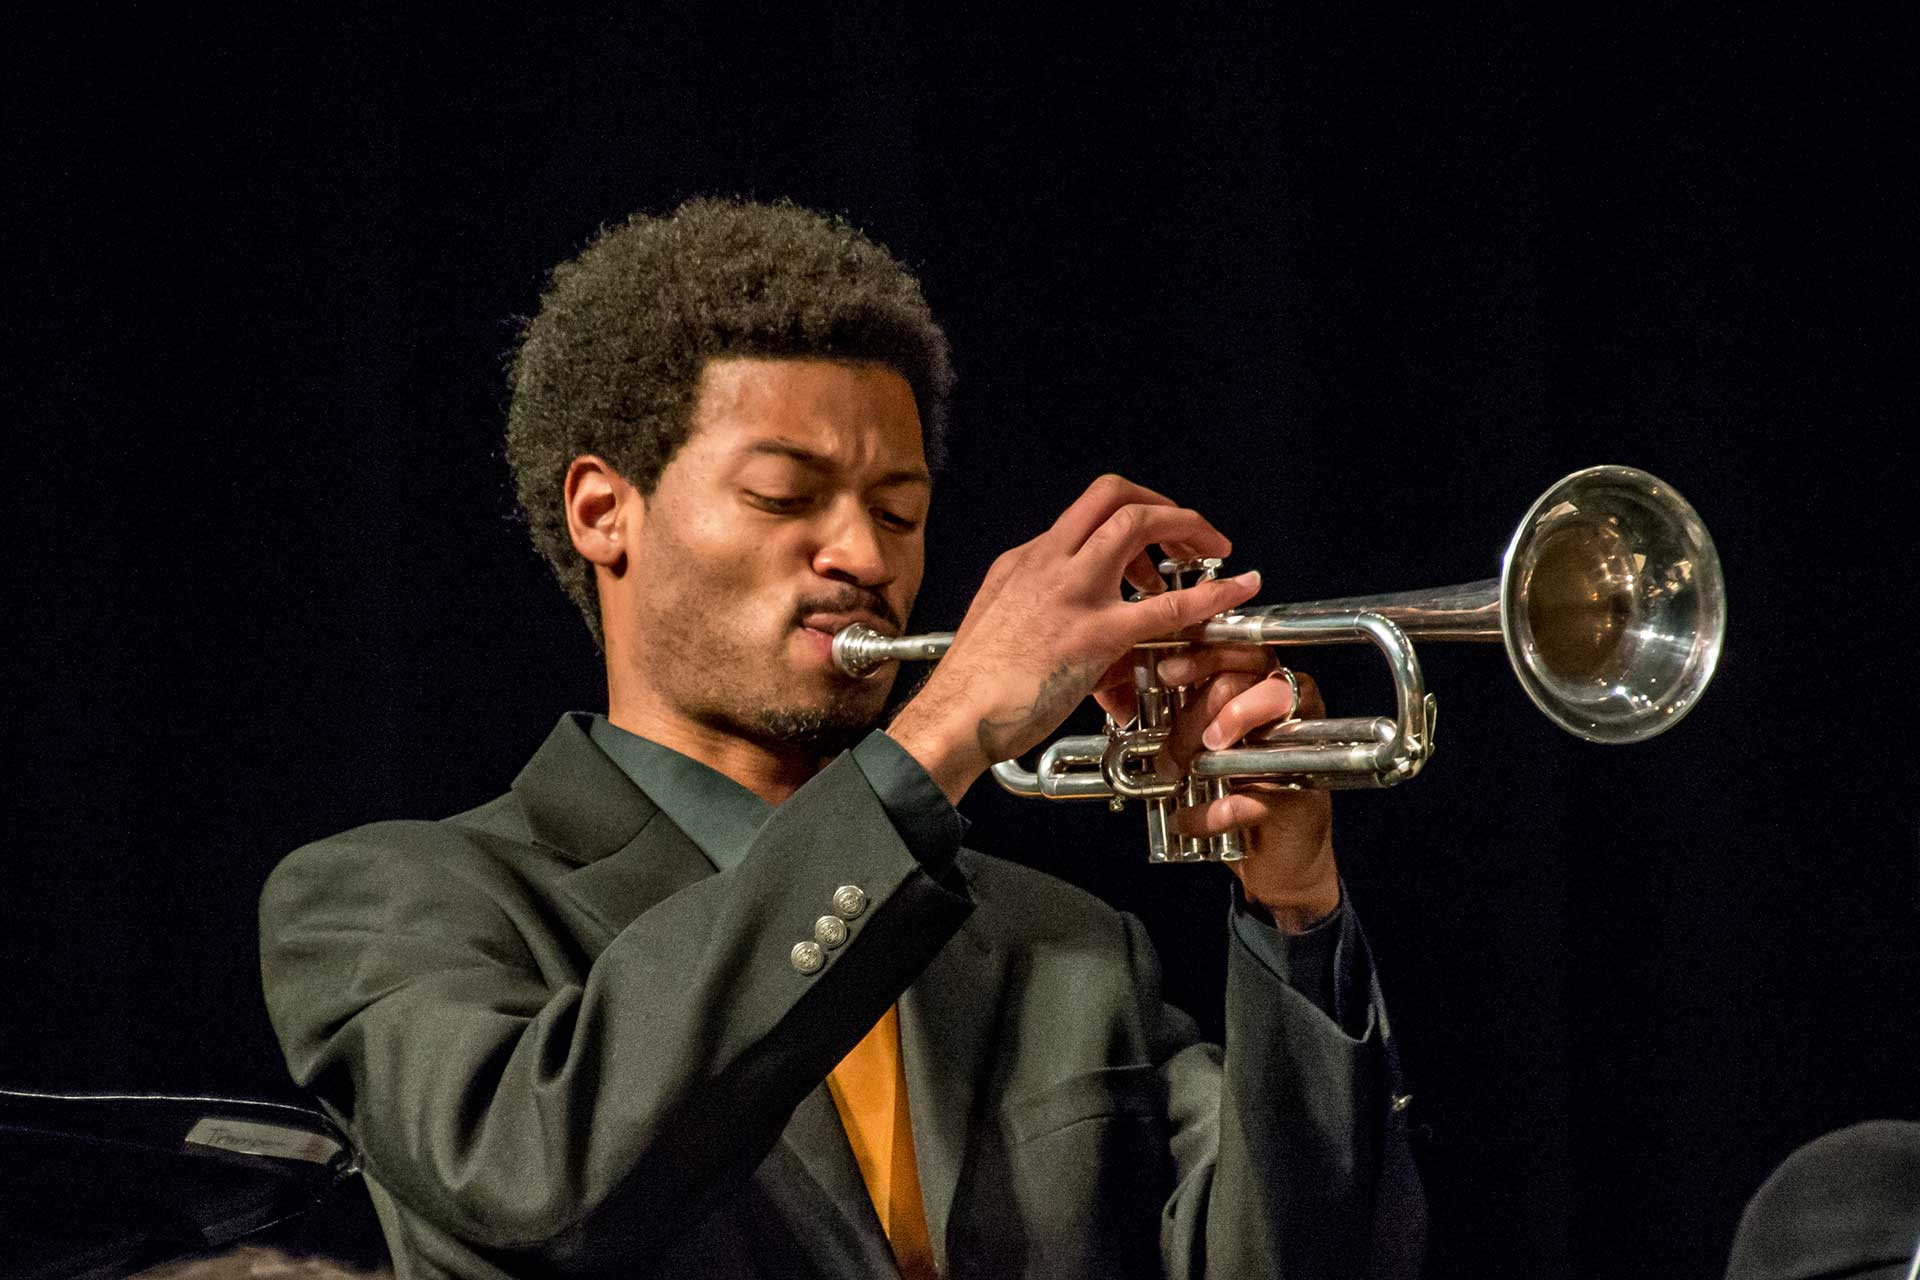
[740,439,932,488]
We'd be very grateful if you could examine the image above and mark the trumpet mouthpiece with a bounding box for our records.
[830,624,956,678]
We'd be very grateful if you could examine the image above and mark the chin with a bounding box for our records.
[751,700,884,757]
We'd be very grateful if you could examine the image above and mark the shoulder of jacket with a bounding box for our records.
[263,789,539,903]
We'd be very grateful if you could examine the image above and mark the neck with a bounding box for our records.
[606,690,826,806]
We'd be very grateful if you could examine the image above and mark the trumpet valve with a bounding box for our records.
[1156,556,1224,590]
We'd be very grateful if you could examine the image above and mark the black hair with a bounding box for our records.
[505,198,953,647]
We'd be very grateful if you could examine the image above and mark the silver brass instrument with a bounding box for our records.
[834,465,1725,863]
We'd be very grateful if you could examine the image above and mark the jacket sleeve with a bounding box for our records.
[258,752,972,1265]
[1154,908,1427,1280]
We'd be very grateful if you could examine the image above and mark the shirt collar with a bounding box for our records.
[587,714,771,872]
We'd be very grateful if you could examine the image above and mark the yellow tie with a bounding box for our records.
[825,1004,938,1280]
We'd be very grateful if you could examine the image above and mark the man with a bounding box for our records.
[260,199,1424,1278]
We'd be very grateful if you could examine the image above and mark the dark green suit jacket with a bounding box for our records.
[260,715,1423,1278]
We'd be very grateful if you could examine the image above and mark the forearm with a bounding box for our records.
[1186,910,1423,1279]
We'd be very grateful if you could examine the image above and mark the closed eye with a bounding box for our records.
[744,492,812,514]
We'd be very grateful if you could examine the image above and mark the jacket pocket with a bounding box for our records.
[950,1064,1173,1276]
[999,1063,1166,1146]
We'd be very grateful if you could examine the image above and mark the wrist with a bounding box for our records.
[1240,860,1342,935]
[886,695,987,806]
[1257,893,1341,935]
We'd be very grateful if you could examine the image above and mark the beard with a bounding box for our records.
[645,608,897,759]
[750,699,885,757]
[628,515,907,760]
[744,588,905,754]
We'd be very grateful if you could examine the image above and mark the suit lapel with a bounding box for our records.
[512,713,661,864]
[900,871,1008,1277]
[510,715,720,942]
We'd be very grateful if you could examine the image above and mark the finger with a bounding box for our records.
[1292,670,1327,719]
[1090,654,1141,725]
[1122,551,1166,600]
[1173,785,1327,840]
[1164,671,1260,770]
[1156,644,1271,688]
[1046,474,1179,554]
[1111,569,1261,646]
[1172,789,1283,839]
[1199,671,1300,751]
[1076,503,1233,577]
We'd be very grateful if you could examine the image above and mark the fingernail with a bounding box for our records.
[1202,725,1226,750]
[1233,570,1261,590]
[1158,657,1193,683]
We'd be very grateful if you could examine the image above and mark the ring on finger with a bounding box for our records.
[1268,665,1301,721]
[1241,778,1306,794]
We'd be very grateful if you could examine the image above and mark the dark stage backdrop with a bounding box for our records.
[6,7,1916,1278]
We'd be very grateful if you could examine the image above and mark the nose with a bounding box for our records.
[811,499,891,588]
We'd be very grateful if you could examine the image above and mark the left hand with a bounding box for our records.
[1150,646,1341,933]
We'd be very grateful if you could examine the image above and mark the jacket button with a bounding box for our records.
[832,885,868,920]
[1391,1093,1414,1113]
[790,941,825,975]
[814,916,849,949]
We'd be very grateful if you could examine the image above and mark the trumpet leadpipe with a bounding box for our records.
[832,598,1475,681]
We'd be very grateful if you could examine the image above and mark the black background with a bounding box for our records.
[5,6,1917,1277]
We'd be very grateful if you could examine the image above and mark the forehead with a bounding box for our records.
[686,357,927,476]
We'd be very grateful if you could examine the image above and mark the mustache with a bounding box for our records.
[794,589,902,632]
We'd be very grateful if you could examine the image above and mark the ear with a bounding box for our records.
[564,454,635,572]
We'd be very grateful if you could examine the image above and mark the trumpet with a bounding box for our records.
[834,465,1726,863]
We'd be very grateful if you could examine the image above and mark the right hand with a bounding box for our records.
[886,474,1261,803]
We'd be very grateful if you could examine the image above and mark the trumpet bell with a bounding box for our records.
[1501,465,1725,744]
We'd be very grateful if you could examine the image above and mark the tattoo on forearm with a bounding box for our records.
[975,662,1091,763]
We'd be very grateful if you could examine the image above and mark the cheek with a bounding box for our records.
[895,545,926,611]
[671,519,809,618]
[648,503,760,579]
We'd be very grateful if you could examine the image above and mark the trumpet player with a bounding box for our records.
[259,199,1425,1279]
